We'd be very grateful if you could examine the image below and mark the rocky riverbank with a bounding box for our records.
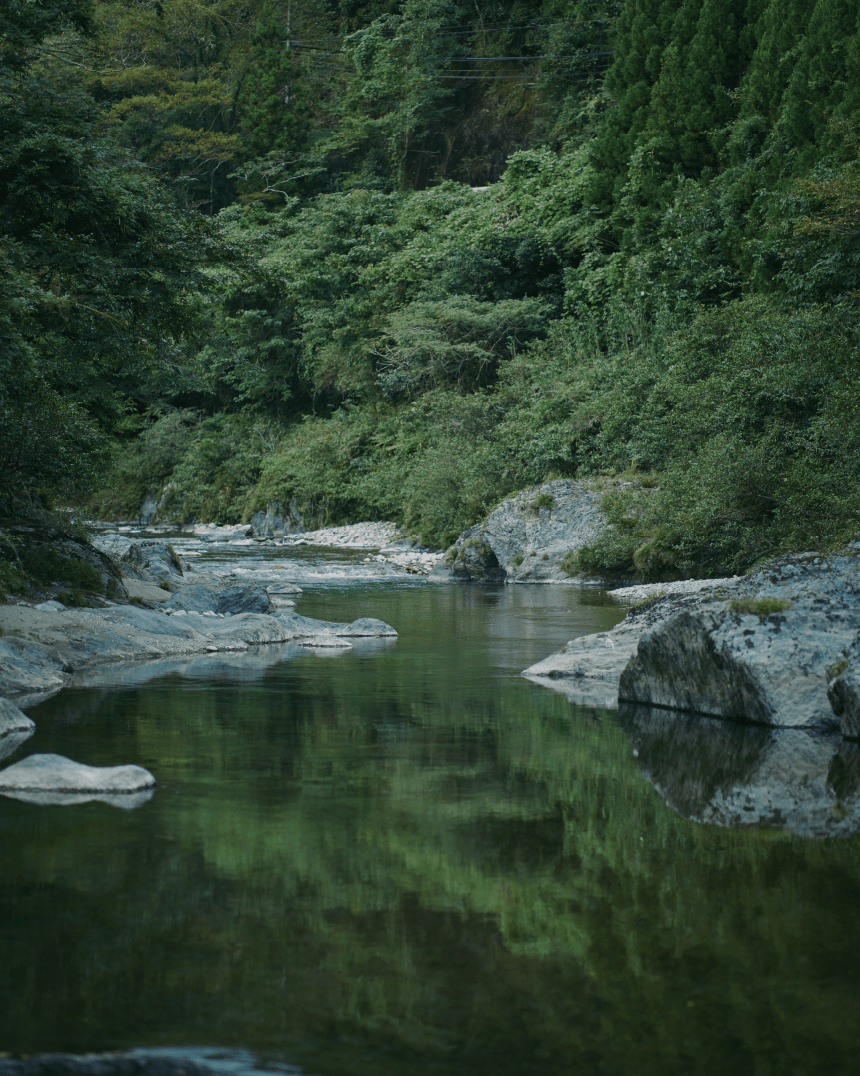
[0,535,401,797]
[524,549,860,736]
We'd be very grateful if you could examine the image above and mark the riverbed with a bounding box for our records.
[1,537,860,1075]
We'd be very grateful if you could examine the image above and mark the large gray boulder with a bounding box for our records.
[522,579,735,708]
[828,637,860,739]
[164,583,273,615]
[620,703,860,839]
[439,479,606,583]
[215,583,273,615]
[0,753,155,796]
[121,541,187,587]
[619,552,860,731]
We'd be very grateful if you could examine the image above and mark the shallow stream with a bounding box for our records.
[2,540,859,1075]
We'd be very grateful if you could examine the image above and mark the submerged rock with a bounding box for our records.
[439,479,606,583]
[0,753,155,798]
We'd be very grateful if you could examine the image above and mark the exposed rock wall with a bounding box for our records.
[433,479,606,583]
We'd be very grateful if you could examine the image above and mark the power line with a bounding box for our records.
[289,19,614,43]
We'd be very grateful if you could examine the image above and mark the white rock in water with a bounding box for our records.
[0,753,155,795]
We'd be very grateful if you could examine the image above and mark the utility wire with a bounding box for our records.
[289,19,614,42]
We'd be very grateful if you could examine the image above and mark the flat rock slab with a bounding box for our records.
[0,753,155,796]
[122,577,172,603]
[0,604,398,702]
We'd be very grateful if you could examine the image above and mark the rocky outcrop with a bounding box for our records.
[619,552,860,731]
[524,550,860,732]
[620,703,860,839]
[0,603,398,704]
[828,637,860,738]
[522,578,737,708]
[0,753,155,808]
[433,479,606,583]
[163,583,273,615]
[251,499,322,537]
[120,541,188,587]
[0,635,75,701]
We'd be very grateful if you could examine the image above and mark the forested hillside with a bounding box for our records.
[3,0,860,586]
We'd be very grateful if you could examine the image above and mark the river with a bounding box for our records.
[1,536,859,1075]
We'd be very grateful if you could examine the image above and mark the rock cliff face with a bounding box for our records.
[433,479,606,583]
[250,499,324,537]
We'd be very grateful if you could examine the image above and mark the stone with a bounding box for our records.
[442,479,606,583]
[0,601,397,702]
[444,523,504,582]
[827,638,860,739]
[215,583,273,615]
[0,753,155,794]
[251,499,320,537]
[619,703,860,839]
[274,612,398,638]
[522,582,733,708]
[0,637,74,699]
[0,730,35,764]
[35,600,66,612]
[163,583,273,615]
[0,698,36,738]
[618,552,860,730]
[121,541,186,586]
[139,492,158,525]
[122,577,172,604]
[163,586,220,613]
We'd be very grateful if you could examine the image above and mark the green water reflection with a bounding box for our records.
[1,584,860,1075]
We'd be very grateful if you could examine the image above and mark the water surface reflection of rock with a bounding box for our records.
[619,703,860,838]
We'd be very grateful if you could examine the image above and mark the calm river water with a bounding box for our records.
[1,541,860,1075]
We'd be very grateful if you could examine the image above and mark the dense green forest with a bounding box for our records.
[2,0,860,586]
